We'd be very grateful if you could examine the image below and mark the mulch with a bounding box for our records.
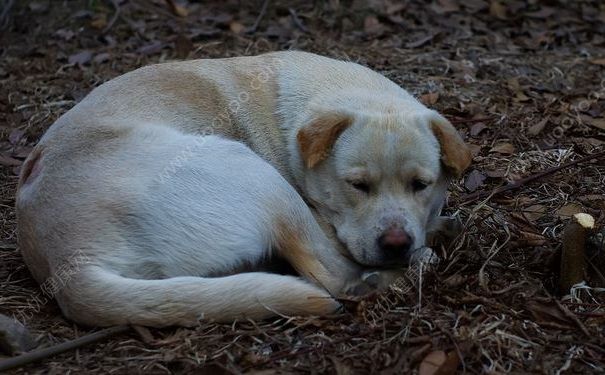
[0,0,604,373]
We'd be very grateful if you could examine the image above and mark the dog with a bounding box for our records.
[16,51,471,327]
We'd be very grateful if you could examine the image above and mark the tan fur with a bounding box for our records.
[429,115,472,177]
[297,113,353,168]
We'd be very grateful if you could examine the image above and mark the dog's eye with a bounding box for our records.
[349,180,370,193]
[412,179,429,192]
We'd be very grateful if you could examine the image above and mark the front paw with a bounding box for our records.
[342,269,403,297]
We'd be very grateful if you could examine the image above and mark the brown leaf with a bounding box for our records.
[527,300,574,327]
[137,41,164,56]
[518,230,547,246]
[0,314,37,355]
[464,169,486,192]
[485,169,506,178]
[8,129,24,145]
[528,117,549,135]
[419,351,446,375]
[229,21,245,34]
[420,92,439,106]
[470,122,487,137]
[435,351,460,375]
[526,7,555,19]
[556,203,584,218]
[93,52,110,64]
[90,14,107,30]
[432,0,460,14]
[364,15,385,36]
[589,58,605,66]
[166,0,188,17]
[68,50,93,66]
[489,1,507,20]
[522,204,546,223]
[489,142,515,155]
[580,115,605,130]
[0,155,22,167]
[419,350,460,375]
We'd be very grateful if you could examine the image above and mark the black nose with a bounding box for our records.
[377,228,413,253]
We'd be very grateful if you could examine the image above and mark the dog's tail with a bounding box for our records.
[56,266,340,327]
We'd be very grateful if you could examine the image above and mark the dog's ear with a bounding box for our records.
[429,112,472,177]
[297,113,353,168]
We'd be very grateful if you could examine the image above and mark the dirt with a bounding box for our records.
[0,0,604,373]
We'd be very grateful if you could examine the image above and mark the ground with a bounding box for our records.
[0,0,604,373]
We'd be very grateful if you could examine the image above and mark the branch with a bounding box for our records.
[460,150,605,205]
[0,325,130,372]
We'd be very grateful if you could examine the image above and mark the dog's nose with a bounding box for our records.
[377,227,413,253]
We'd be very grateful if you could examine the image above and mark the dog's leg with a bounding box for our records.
[272,209,363,297]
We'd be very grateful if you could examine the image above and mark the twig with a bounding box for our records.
[288,8,309,33]
[102,0,121,34]
[0,325,130,372]
[0,0,15,29]
[248,0,270,34]
[448,116,495,125]
[553,299,591,337]
[460,150,605,204]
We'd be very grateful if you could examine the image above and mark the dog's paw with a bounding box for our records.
[342,269,404,297]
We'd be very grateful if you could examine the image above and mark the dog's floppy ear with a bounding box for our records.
[429,112,472,177]
[297,113,353,168]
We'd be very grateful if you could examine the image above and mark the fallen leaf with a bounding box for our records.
[406,34,437,49]
[229,21,245,34]
[364,15,386,36]
[467,143,483,156]
[528,117,549,135]
[420,92,439,106]
[419,351,446,375]
[435,351,460,375]
[470,122,487,137]
[68,50,93,65]
[90,13,107,29]
[137,41,164,56]
[518,230,547,246]
[93,52,110,64]
[526,7,555,19]
[489,1,507,20]
[489,142,516,155]
[8,128,24,145]
[432,0,460,14]
[166,0,189,17]
[556,203,584,218]
[464,169,486,192]
[485,169,506,178]
[527,300,574,328]
[522,204,546,223]
[0,314,36,355]
[589,58,605,66]
[580,115,605,130]
[0,155,22,167]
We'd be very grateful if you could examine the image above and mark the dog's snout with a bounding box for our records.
[377,227,413,253]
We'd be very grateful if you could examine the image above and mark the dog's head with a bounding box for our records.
[295,106,471,267]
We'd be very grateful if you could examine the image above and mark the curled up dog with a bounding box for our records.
[16,51,471,327]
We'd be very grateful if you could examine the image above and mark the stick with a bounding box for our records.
[0,325,130,372]
[460,150,605,204]
[248,0,270,33]
[0,0,15,29]
[102,0,121,34]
